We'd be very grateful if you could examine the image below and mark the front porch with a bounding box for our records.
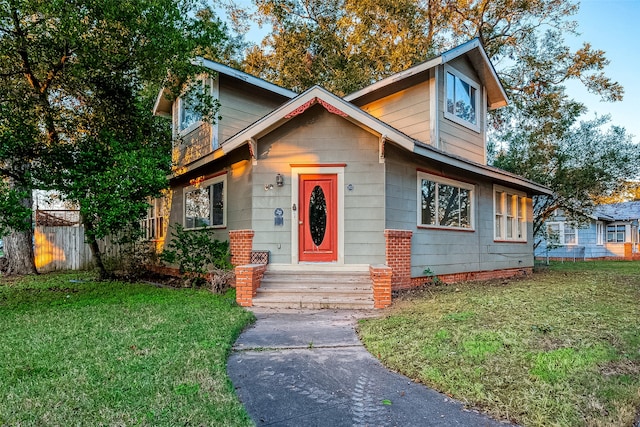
[229,230,401,309]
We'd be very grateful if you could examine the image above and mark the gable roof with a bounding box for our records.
[153,57,297,117]
[344,38,508,110]
[593,201,640,221]
[179,85,550,196]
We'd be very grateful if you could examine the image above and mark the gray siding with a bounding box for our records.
[385,145,534,277]
[360,81,431,143]
[165,149,253,250]
[437,57,486,164]
[218,76,287,143]
[252,105,386,265]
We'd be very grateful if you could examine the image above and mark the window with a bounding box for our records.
[444,65,480,132]
[545,221,578,245]
[183,174,226,229]
[176,77,220,149]
[418,172,474,230]
[141,197,166,240]
[606,224,626,243]
[494,186,526,241]
[179,84,204,133]
[596,221,604,246]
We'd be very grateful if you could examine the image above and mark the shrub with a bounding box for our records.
[161,224,233,291]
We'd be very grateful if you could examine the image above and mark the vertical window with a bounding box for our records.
[179,85,204,132]
[418,172,474,230]
[494,191,504,239]
[444,65,480,131]
[141,197,166,240]
[546,222,562,245]
[564,227,577,245]
[606,224,626,243]
[494,186,527,242]
[183,174,227,229]
[177,77,219,149]
[596,221,604,246]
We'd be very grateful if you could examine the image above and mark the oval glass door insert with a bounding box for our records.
[309,185,327,246]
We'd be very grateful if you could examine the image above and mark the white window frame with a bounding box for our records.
[606,223,626,243]
[417,172,475,231]
[443,65,481,133]
[140,197,166,241]
[183,174,227,230]
[493,185,527,242]
[596,221,604,246]
[545,221,578,246]
[176,76,220,149]
[563,225,578,245]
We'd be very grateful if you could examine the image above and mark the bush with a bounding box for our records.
[161,224,233,291]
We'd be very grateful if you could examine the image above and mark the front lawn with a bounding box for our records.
[358,261,640,426]
[0,272,254,426]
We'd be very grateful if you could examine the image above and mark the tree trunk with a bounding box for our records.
[3,185,37,275]
[83,220,109,280]
[4,228,37,275]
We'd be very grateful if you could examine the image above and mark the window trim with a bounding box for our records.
[606,223,626,243]
[141,197,166,241]
[417,172,475,231]
[596,221,604,246]
[183,173,227,230]
[493,185,527,242]
[176,77,220,149]
[443,65,481,133]
[545,221,579,246]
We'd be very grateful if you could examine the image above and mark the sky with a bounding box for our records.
[565,0,640,143]
[231,0,640,144]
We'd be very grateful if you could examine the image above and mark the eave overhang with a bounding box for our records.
[345,38,508,110]
[152,57,297,118]
[172,85,550,197]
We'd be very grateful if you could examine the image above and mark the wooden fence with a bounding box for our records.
[33,210,128,272]
[34,225,123,273]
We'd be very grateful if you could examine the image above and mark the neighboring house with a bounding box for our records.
[152,39,551,309]
[535,202,640,261]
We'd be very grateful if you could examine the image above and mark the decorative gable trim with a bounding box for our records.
[284,97,349,119]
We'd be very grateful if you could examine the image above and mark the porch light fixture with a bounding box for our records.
[276,173,284,187]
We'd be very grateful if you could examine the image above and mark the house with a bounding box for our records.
[152,39,551,309]
[535,202,640,261]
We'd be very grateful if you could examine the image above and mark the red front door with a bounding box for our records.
[299,174,337,262]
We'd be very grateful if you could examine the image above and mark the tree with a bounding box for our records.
[492,115,639,247]
[238,0,636,241]
[0,0,230,275]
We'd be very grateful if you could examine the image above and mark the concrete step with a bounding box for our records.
[253,269,374,309]
[252,295,374,310]
[256,288,372,298]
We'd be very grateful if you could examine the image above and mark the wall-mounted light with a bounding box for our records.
[276,173,284,187]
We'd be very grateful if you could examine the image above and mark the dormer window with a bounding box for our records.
[444,65,480,132]
[179,90,202,132]
[175,77,220,149]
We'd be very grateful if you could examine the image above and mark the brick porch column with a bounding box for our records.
[384,229,413,290]
[235,264,267,307]
[229,230,255,267]
[370,265,392,308]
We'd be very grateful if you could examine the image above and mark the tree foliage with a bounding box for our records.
[492,115,639,244]
[237,0,636,241]
[0,0,231,276]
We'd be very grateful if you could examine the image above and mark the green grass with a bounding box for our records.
[358,261,640,426]
[0,271,255,426]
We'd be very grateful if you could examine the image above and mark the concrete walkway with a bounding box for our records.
[227,309,512,426]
